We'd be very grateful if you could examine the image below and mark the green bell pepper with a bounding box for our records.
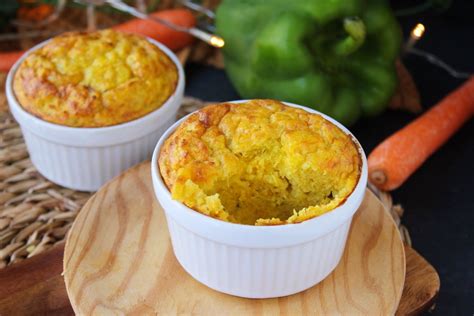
[216,0,402,125]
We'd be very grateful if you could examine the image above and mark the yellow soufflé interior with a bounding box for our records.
[159,100,361,226]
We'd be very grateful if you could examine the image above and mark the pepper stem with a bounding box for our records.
[333,17,366,56]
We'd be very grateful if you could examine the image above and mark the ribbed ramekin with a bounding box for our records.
[6,38,184,191]
[151,101,368,299]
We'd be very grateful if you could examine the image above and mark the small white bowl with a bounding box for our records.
[151,100,368,299]
[6,38,184,191]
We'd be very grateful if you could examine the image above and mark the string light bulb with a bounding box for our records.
[189,28,225,48]
[411,23,425,39]
[210,35,225,48]
[405,22,426,52]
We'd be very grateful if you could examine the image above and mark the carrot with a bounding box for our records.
[368,77,474,191]
[0,51,25,72]
[0,9,196,72]
[112,9,196,51]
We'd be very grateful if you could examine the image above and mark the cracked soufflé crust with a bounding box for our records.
[13,29,178,127]
[159,100,361,226]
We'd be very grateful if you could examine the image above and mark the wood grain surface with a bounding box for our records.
[0,242,73,316]
[0,243,440,316]
[397,246,440,316]
[63,162,406,315]
[0,163,440,316]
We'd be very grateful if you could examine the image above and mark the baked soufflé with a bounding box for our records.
[159,100,361,226]
[13,29,177,127]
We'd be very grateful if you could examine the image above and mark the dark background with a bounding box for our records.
[184,1,474,314]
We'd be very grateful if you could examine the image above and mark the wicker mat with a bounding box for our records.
[0,95,411,269]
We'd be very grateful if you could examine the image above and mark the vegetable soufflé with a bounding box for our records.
[159,100,361,226]
[13,29,178,127]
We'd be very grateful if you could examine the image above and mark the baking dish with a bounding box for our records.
[151,100,368,298]
[6,38,184,191]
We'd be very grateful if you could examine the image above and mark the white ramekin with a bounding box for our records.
[151,101,368,299]
[6,38,184,191]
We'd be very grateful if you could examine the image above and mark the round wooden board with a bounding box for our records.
[64,162,405,315]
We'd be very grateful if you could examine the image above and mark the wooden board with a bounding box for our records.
[0,243,73,316]
[0,244,439,316]
[0,163,440,315]
[397,246,440,316]
[62,162,406,315]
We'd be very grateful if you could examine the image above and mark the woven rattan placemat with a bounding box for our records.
[0,87,410,268]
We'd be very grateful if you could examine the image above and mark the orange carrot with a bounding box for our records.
[369,77,474,191]
[113,9,196,51]
[0,9,196,72]
[0,51,25,72]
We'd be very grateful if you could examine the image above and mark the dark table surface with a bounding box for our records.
[185,1,473,314]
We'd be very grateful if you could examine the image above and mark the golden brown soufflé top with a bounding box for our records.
[13,29,178,127]
[159,100,362,226]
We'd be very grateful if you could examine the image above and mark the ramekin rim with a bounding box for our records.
[151,99,368,232]
[5,36,184,133]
